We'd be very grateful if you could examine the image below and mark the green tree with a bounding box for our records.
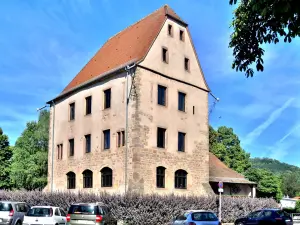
[0,128,13,189]
[245,168,283,200]
[209,126,251,173]
[281,172,300,198]
[10,110,49,190]
[229,0,300,77]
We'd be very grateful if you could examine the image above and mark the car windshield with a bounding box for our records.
[191,212,218,221]
[68,205,99,215]
[276,210,291,218]
[27,208,52,217]
[0,203,12,212]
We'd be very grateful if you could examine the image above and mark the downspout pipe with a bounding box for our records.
[51,100,55,193]
[124,63,136,194]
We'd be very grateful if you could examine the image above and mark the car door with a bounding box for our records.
[245,211,262,225]
[54,208,64,225]
[59,208,67,225]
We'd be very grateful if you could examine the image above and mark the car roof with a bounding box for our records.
[0,201,26,204]
[71,202,106,206]
[31,206,58,208]
[185,210,214,213]
[262,208,281,211]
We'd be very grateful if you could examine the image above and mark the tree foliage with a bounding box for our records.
[229,0,300,77]
[10,110,49,190]
[0,128,13,189]
[245,168,283,200]
[209,126,251,174]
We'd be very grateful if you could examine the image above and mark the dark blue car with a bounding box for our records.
[234,208,293,225]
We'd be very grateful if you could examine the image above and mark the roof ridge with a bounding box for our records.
[105,5,165,43]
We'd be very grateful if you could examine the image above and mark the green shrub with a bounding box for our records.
[0,191,277,224]
[295,200,300,213]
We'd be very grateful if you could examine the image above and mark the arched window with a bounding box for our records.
[156,167,166,188]
[101,167,113,187]
[66,172,76,189]
[82,169,93,188]
[175,169,187,189]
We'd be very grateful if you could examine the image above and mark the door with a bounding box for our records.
[59,208,67,225]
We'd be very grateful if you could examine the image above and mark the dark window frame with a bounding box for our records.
[85,134,91,153]
[179,30,185,41]
[104,89,111,109]
[83,170,93,188]
[85,96,92,115]
[184,57,190,72]
[103,129,110,150]
[117,131,125,147]
[157,127,166,148]
[67,171,76,189]
[162,47,169,63]
[69,103,75,120]
[178,92,186,112]
[101,167,113,187]
[178,132,186,152]
[69,139,74,156]
[168,24,173,37]
[156,166,166,188]
[175,169,187,189]
[157,85,167,106]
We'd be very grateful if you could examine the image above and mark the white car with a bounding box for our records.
[23,206,66,225]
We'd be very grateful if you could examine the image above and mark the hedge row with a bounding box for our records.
[0,191,278,224]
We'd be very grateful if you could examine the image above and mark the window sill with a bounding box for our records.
[175,188,187,190]
[103,107,111,111]
[101,186,113,189]
[177,150,185,153]
[178,109,186,113]
[84,113,92,117]
[157,104,167,108]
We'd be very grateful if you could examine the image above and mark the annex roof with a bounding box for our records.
[209,153,256,185]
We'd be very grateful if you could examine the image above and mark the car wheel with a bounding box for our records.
[16,221,22,225]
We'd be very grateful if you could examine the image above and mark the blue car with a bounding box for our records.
[171,210,221,225]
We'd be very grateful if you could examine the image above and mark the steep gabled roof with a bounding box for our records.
[62,5,187,94]
[209,153,256,185]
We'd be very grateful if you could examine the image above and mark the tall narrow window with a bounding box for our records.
[184,57,190,71]
[60,144,63,159]
[175,169,187,189]
[69,103,75,120]
[57,144,61,160]
[83,170,93,188]
[101,167,113,187]
[104,89,111,109]
[168,24,173,36]
[157,85,167,106]
[178,92,186,112]
[157,127,166,148]
[66,172,76,189]
[85,134,91,153]
[180,30,185,41]
[162,48,168,63]
[85,96,92,115]
[103,129,110,150]
[193,106,195,115]
[178,132,186,152]
[156,167,166,188]
[117,131,125,147]
[69,139,74,156]
[121,131,125,146]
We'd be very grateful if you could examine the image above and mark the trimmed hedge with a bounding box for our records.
[0,191,278,224]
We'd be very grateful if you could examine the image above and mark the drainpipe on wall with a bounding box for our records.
[51,100,55,193]
[124,63,136,194]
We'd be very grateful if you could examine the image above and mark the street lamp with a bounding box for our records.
[37,101,55,193]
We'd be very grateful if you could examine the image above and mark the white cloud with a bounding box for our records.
[244,97,295,145]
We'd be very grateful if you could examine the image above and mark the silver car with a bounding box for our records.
[171,210,221,225]
[0,201,30,225]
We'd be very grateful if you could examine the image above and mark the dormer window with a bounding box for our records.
[168,24,173,37]
[180,30,185,41]
[162,47,168,63]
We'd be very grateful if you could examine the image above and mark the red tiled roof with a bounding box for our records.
[209,153,256,184]
[62,5,187,94]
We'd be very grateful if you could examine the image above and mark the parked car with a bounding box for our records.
[171,210,221,225]
[234,208,293,225]
[23,206,67,225]
[66,202,117,225]
[0,201,30,225]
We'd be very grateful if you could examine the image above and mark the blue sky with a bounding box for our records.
[0,0,299,166]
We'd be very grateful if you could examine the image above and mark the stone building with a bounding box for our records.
[45,5,214,196]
